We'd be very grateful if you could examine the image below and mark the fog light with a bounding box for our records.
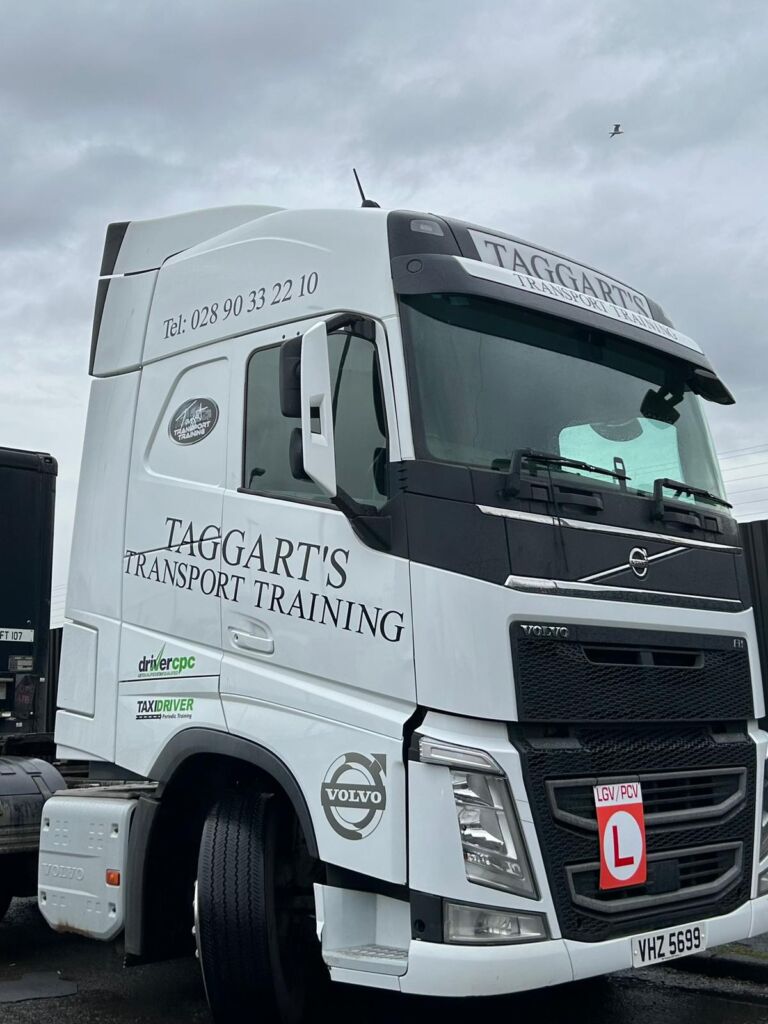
[444,902,548,945]
[759,869,768,896]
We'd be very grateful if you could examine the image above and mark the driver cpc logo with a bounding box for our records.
[320,753,387,840]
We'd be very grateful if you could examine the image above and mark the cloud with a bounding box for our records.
[0,0,766,591]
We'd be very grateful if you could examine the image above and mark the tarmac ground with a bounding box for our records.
[4,897,768,1024]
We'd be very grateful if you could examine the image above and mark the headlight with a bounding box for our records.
[450,769,537,897]
[417,735,538,897]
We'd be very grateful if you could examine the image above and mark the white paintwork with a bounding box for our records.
[380,315,414,461]
[315,885,410,975]
[92,271,157,377]
[66,374,139,624]
[750,893,768,936]
[111,206,281,275]
[38,796,136,941]
[121,351,229,653]
[300,320,337,496]
[223,693,408,881]
[56,622,97,716]
[115,681,226,777]
[55,612,121,762]
[330,894,768,995]
[142,209,396,365]
[399,899,756,996]
[748,722,768,895]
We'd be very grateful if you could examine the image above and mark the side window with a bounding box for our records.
[243,331,388,508]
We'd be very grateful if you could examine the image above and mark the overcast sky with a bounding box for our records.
[1,0,767,606]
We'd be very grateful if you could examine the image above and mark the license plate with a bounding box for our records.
[631,922,707,966]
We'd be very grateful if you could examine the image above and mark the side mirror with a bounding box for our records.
[300,320,337,497]
[279,336,302,417]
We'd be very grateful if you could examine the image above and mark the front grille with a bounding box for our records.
[567,843,742,914]
[512,724,756,942]
[549,768,747,830]
[511,625,754,722]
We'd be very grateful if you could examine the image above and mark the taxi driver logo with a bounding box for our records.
[321,753,387,840]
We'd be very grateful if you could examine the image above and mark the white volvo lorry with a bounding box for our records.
[37,203,768,1021]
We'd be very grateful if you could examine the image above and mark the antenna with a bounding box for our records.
[352,168,380,209]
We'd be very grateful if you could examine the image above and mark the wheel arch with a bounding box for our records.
[124,728,319,962]
[151,728,318,857]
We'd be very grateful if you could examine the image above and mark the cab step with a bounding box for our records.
[324,944,408,975]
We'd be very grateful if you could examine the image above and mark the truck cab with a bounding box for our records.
[40,204,768,1020]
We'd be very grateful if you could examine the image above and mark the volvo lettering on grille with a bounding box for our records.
[520,624,570,639]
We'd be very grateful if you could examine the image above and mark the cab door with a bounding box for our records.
[116,351,228,774]
[219,316,414,883]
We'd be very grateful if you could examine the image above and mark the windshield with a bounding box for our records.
[399,293,727,505]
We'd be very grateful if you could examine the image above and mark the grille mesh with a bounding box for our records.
[511,626,753,722]
[512,724,756,942]
[550,768,746,829]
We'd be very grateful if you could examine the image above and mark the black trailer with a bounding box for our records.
[0,447,65,920]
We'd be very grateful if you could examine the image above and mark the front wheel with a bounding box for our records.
[195,790,324,1024]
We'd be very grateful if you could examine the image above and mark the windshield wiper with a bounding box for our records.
[501,448,630,497]
[653,477,732,511]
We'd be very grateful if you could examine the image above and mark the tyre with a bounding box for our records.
[195,790,324,1024]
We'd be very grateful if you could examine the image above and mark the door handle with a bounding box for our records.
[229,625,274,656]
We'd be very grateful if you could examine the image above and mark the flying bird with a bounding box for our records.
[609,123,624,138]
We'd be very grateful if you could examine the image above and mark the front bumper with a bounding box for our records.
[394,895,768,997]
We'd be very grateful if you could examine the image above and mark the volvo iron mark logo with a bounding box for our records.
[321,753,387,840]
[629,547,649,578]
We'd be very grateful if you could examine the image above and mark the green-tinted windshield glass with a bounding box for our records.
[399,293,726,504]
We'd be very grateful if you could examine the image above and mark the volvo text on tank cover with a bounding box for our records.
[38,203,767,1021]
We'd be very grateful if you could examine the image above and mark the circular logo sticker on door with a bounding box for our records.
[169,398,219,445]
[320,753,387,840]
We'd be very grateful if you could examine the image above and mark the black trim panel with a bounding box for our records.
[149,728,318,857]
[389,460,745,611]
[89,278,110,376]
[510,624,754,722]
[410,890,444,942]
[505,576,744,613]
[100,220,129,277]
[324,864,409,902]
[391,253,715,372]
[511,722,756,942]
[124,794,161,960]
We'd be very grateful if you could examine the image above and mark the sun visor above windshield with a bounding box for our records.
[390,250,733,404]
[457,256,703,353]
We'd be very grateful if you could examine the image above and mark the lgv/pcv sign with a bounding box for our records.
[593,782,647,890]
